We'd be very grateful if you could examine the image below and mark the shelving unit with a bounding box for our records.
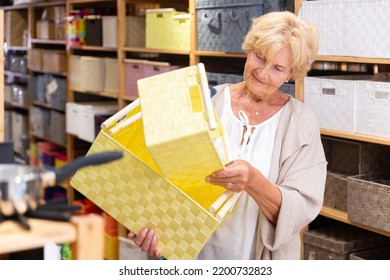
[296,0,390,249]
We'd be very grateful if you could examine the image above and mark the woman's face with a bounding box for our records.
[243,45,292,97]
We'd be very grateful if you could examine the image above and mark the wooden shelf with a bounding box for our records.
[320,129,390,146]
[122,46,190,55]
[316,55,390,65]
[30,39,66,45]
[320,206,390,237]
[0,214,104,259]
[194,50,247,58]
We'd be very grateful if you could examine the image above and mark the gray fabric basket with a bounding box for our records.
[304,223,390,260]
[196,0,265,53]
[347,172,390,233]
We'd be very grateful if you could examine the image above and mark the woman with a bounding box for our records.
[128,11,327,260]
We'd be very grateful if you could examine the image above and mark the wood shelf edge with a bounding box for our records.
[320,206,390,237]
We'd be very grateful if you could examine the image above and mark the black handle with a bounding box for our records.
[55,151,123,184]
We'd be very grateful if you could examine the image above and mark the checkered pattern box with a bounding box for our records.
[124,59,178,100]
[196,0,264,53]
[355,77,390,138]
[304,223,390,260]
[304,75,371,133]
[300,0,390,58]
[145,8,190,51]
[347,172,390,233]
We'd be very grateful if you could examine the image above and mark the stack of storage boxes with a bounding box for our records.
[304,74,390,139]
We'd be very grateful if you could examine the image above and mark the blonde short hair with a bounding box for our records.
[242,11,318,80]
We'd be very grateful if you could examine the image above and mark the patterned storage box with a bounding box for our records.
[348,172,390,233]
[71,64,234,259]
[11,84,29,108]
[304,75,371,133]
[196,0,264,53]
[355,78,390,138]
[145,8,191,51]
[299,0,390,58]
[304,223,390,260]
[80,56,105,93]
[124,59,178,100]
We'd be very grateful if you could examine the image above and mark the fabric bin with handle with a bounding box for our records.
[71,64,236,260]
[304,75,372,133]
[145,8,191,51]
[355,74,390,138]
[347,172,390,233]
[196,0,264,53]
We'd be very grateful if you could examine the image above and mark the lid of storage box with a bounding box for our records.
[304,223,390,254]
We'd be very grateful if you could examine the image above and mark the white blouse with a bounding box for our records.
[197,86,284,260]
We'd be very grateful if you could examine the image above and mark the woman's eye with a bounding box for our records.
[257,54,265,62]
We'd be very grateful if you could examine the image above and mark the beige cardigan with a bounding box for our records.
[212,85,327,260]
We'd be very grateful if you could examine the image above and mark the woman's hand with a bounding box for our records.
[206,160,255,192]
[128,228,162,259]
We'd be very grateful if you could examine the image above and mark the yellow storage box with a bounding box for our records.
[145,8,191,51]
[71,64,239,259]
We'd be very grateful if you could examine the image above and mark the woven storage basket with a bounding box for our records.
[304,75,371,133]
[145,8,190,51]
[196,0,264,53]
[299,0,390,58]
[347,172,390,233]
[349,244,390,260]
[102,16,117,48]
[71,64,234,259]
[304,223,390,260]
[355,78,390,138]
[124,59,178,100]
[103,58,119,97]
[80,56,105,93]
[69,55,82,90]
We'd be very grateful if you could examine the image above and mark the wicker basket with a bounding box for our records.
[145,8,190,51]
[71,64,235,259]
[80,56,105,93]
[349,245,390,260]
[304,223,390,260]
[103,58,119,96]
[347,172,390,233]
